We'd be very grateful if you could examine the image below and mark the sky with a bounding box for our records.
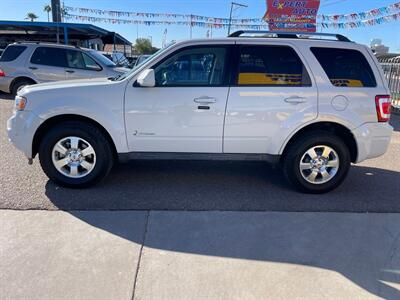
[0,0,399,52]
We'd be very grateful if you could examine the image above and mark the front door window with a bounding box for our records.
[154,47,227,86]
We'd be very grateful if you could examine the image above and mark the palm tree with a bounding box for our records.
[25,12,39,22]
[43,4,52,22]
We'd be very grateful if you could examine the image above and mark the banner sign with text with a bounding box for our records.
[264,0,321,32]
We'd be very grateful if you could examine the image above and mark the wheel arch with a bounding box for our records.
[10,76,37,91]
[32,114,118,161]
[280,121,358,163]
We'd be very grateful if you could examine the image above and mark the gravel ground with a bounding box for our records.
[1,93,399,211]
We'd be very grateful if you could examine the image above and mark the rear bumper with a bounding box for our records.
[0,76,13,93]
[352,122,393,163]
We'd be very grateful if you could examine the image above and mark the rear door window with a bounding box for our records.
[30,47,68,67]
[0,45,27,62]
[237,45,311,86]
[311,47,376,87]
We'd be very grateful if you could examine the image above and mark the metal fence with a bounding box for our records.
[379,56,400,109]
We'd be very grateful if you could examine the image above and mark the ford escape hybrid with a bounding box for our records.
[7,31,393,193]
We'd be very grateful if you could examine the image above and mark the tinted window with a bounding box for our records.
[89,51,116,67]
[237,46,311,86]
[136,55,151,67]
[311,47,376,87]
[154,47,227,86]
[0,46,27,62]
[65,50,101,70]
[30,47,67,67]
[82,53,102,70]
[66,50,85,69]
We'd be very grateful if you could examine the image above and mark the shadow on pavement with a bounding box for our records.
[69,210,400,299]
[390,113,400,132]
[44,161,400,300]
[0,92,13,100]
[45,162,400,212]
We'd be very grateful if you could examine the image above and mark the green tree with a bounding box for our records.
[43,4,52,22]
[25,12,39,22]
[135,38,153,54]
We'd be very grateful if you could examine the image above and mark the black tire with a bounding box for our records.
[282,131,351,194]
[11,79,35,96]
[38,121,114,188]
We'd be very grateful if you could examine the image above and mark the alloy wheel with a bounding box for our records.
[51,136,96,178]
[299,145,339,185]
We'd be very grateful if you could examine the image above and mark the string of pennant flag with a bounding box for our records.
[320,1,400,22]
[64,2,400,24]
[63,14,268,29]
[64,6,261,24]
[321,12,400,29]
[64,12,400,30]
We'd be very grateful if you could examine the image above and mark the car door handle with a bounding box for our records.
[28,66,38,70]
[284,96,307,104]
[194,97,217,104]
[65,70,75,74]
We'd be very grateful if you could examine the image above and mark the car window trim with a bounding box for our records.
[0,45,27,62]
[310,46,377,88]
[29,47,103,72]
[29,46,68,68]
[136,44,233,88]
[231,44,313,88]
[65,50,103,72]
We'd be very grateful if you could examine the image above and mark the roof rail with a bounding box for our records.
[14,41,79,48]
[228,30,351,42]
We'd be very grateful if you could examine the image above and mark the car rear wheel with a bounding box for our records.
[11,79,34,96]
[39,121,113,188]
[283,132,351,194]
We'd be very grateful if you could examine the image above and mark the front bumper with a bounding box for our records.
[7,110,41,159]
[352,122,393,163]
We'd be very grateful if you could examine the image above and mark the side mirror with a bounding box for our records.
[137,69,155,87]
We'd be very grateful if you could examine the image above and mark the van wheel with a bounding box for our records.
[38,121,113,188]
[283,132,350,194]
[11,79,34,96]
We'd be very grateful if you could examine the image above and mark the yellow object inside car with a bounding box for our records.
[238,73,302,85]
[330,79,364,87]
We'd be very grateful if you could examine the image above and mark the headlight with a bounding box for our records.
[15,95,27,111]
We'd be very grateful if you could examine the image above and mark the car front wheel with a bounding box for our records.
[283,132,351,194]
[39,121,114,188]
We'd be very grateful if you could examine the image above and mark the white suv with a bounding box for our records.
[7,31,393,193]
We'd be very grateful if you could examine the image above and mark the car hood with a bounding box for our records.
[19,77,112,95]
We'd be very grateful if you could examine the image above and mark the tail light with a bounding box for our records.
[375,95,391,122]
[0,68,5,77]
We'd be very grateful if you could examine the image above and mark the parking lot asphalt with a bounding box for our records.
[1,93,399,212]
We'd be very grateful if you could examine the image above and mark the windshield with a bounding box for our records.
[88,50,116,67]
[135,55,151,67]
[112,42,176,81]
[112,52,129,66]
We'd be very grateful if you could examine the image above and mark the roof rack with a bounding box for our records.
[14,41,80,48]
[228,30,351,42]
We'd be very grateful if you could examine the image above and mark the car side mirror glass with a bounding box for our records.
[137,69,155,87]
